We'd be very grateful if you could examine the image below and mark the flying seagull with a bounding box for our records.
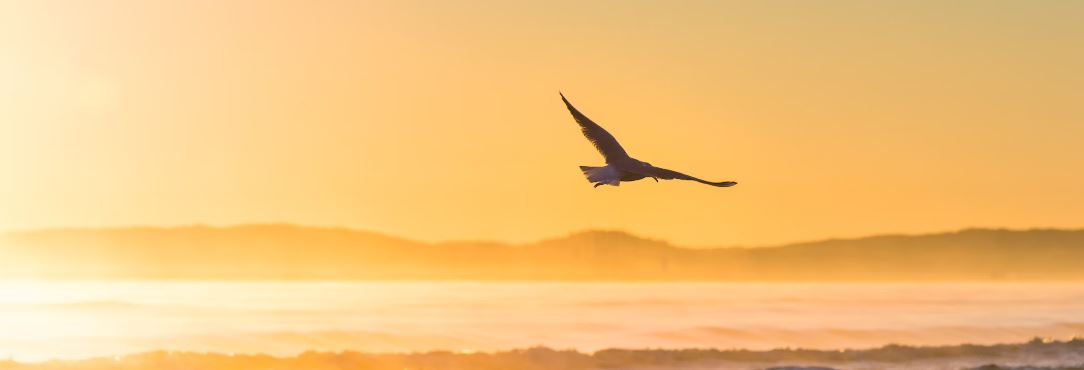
[561,93,737,188]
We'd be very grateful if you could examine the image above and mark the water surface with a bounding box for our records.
[2,281,1082,361]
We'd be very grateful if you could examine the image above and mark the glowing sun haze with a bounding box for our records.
[2,1,1082,246]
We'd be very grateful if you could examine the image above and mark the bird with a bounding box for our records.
[560,93,737,188]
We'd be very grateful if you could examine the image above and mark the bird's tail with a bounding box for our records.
[579,165,620,186]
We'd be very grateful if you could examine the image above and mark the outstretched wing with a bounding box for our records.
[560,93,630,163]
[634,165,737,187]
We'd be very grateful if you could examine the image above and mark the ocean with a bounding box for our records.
[1,281,1082,364]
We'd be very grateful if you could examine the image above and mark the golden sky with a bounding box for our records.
[2,1,1082,246]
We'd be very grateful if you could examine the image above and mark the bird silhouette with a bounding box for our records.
[560,93,737,188]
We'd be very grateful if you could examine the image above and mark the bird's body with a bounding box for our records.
[560,93,737,188]
[579,165,643,187]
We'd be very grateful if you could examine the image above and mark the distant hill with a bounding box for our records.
[2,225,1083,281]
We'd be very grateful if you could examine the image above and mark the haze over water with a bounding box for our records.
[3,281,1082,362]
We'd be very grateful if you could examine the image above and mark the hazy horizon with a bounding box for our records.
[4,225,1083,281]
[6,222,1084,248]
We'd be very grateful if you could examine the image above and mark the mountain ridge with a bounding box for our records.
[2,225,1083,281]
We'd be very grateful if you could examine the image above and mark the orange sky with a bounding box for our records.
[2,1,1083,246]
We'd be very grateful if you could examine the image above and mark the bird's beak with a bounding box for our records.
[652,177,659,182]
